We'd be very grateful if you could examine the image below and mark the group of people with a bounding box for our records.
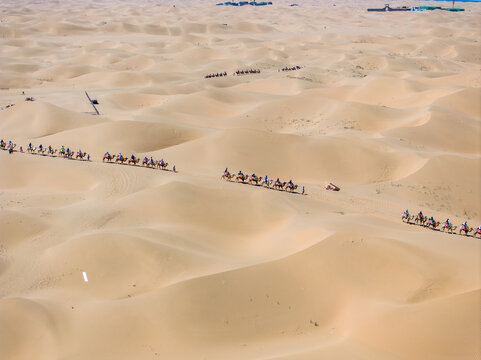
[222,168,304,194]
[279,66,302,72]
[204,72,228,78]
[103,152,175,172]
[0,139,16,153]
[234,69,261,75]
[402,209,481,237]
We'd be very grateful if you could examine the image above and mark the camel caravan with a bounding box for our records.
[279,65,302,72]
[205,72,228,78]
[26,143,90,160]
[102,152,175,172]
[234,69,261,76]
[221,168,303,194]
[402,209,481,238]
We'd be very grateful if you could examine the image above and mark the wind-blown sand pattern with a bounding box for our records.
[0,0,480,359]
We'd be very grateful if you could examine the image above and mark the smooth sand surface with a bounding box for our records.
[0,0,480,359]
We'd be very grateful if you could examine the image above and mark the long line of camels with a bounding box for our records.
[222,169,303,194]
[204,65,303,79]
[402,211,481,238]
[0,140,175,172]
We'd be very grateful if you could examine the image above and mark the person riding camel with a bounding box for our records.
[251,173,256,180]
[0,139,4,147]
[131,154,135,160]
[224,168,228,175]
[288,179,293,187]
[418,211,423,219]
[39,144,43,150]
[149,156,154,164]
[276,178,280,185]
[118,153,122,160]
[428,216,434,225]
[66,147,70,154]
[445,218,451,227]
[462,221,468,231]
[105,151,110,157]
[264,175,268,183]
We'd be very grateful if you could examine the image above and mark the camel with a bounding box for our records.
[441,223,457,233]
[236,173,248,183]
[37,147,46,154]
[27,146,36,153]
[128,157,140,165]
[459,225,473,236]
[273,181,286,190]
[221,172,234,181]
[76,152,87,160]
[426,220,440,229]
[261,178,273,187]
[103,154,115,162]
[157,160,168,170]
[48,148,57,156]
[249,175,261,185]
[285,183,298,192]
[401,213,414,223]
[66,151,74,158]
[115,154,127,164]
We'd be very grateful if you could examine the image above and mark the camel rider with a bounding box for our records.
[462,221,468,230]
[48,145,52,151]
[105,151,110,157]
[224,168,228,175]
[445,218,451,227]
[418,211,423,219]
[29,142,32,149]
[264,175,268,183]
[39,144,43,150]
[289,179,293,187]
[150,156,154,164]
[160,159,164,166]
[251,173,256,180]
[428,216,434,224]
[8,140,12,146]
[131,154,135,161]
[66,147,70,154]
[478,225,481,233]
[404,209,409,217]
[118,153,122,160]
[0,139,4,146]
[276,178,280,185]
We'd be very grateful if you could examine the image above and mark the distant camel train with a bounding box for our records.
[221,168,303,194]
[402,210,480,238]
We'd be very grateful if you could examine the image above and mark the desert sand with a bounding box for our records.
[0,0,480,359]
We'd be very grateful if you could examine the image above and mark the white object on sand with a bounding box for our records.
[82,272,89,282]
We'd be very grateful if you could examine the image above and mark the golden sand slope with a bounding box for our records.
[0,0,480,359]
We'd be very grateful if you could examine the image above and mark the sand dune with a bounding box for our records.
[0,0,480,359]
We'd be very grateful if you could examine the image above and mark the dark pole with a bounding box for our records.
[85,91,99,115]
